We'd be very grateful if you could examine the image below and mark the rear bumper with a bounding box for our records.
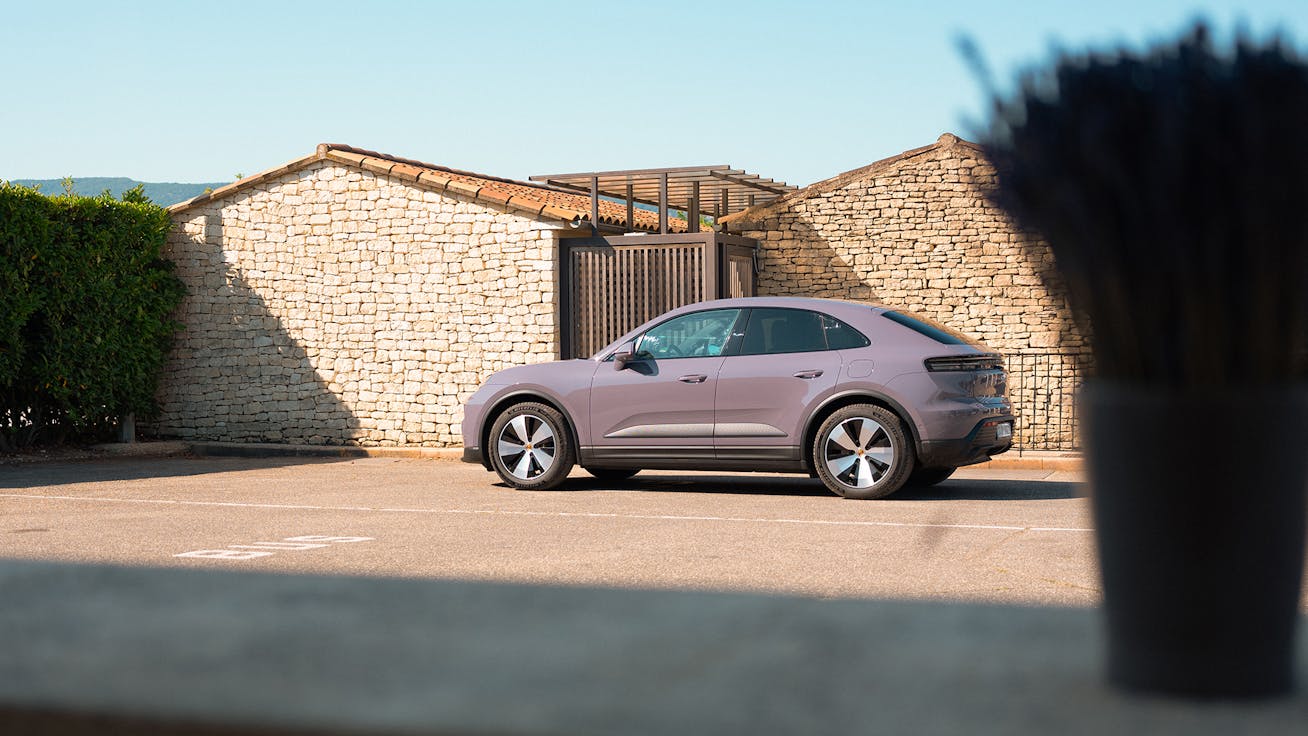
[917,416,1015,468]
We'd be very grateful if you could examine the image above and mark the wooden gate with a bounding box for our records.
[560,233,757,358]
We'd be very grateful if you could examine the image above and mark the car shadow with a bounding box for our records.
[502,473,1085,501]
[560,474,835,497]
[893,478,1085,501]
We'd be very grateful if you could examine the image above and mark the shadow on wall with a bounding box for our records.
[152,210,359,445]
[754,215,881,305]
[747,160,1082,353]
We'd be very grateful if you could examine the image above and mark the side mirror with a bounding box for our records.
[613,341,636,370]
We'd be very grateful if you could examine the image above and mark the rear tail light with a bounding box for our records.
[924,354,1004,372]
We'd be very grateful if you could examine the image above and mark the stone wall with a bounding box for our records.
[730,134,1086,449]
[732,134,1083,353]
[156,160,559,446]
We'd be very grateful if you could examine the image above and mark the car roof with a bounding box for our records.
[664,296,887,318]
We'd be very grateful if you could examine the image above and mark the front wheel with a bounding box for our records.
[488,402,575,490]
[813,404,914,499]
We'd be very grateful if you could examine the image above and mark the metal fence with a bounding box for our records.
[1004,350,1089,452]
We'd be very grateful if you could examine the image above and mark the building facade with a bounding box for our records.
[157,145,622,446]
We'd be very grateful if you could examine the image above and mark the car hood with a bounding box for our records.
[484,359,599,388]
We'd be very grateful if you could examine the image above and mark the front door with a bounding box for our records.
[588,308,743,464]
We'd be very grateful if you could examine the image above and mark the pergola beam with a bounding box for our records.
[658,172,668,235]
[706,170,790,195]
[689,181,700,233]
[529,165,797,233]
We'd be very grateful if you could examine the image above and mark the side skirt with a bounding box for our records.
[580,446,806,472]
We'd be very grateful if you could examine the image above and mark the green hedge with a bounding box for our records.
[0,183,185,450]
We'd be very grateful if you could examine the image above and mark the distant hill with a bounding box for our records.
[6,177,230,207]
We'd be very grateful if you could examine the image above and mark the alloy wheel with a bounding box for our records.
[496,413,556,480]
[823,417,895,489]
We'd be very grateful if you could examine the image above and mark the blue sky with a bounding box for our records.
[3,0,1305,186]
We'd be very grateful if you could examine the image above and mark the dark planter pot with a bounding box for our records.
[1082,382,1308,698]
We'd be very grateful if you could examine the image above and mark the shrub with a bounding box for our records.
[0,183,184,450]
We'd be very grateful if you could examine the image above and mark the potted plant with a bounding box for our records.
[981,26,1308,698]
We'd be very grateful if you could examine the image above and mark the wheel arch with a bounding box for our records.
[801,390,922,473]
[479,390,582,471]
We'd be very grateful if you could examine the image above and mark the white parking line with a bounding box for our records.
[0,492,1094,533]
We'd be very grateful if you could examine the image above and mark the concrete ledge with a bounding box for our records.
[89,441,190,458]
[0,561,1302,735]
[979,450,1084,472]
[186,442,463,461]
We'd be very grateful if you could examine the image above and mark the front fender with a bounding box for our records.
[473,382,593,467]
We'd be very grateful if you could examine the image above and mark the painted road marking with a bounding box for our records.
[176,534,375,560]
[176,549,274,560]
[0,492,1093,533]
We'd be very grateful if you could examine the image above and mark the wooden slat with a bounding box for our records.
[564,241,733,358]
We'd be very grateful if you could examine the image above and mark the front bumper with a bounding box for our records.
[917,415,1015,468]
[462,446,484,466]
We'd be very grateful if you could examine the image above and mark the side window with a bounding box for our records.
[739,308,827,355]
[636,309,741,360]
[822,314,871,349]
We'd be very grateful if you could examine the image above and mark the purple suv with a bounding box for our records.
[462,297,1014,499]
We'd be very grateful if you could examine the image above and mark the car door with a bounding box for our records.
[588,308,744,463]
[714,308,842,462]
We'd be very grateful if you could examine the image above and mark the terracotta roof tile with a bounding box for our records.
[170,143,690,232]
[322,144,689,232]
[416,171,452,190]
[323,149,368,167]
[388,163,426,181]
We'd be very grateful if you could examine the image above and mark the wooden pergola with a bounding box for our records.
[529,165,798,235]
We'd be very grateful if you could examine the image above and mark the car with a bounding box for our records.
[461,297,1014,499]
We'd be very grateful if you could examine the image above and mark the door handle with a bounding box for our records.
[678,374,708,384]
[793,370,824,379]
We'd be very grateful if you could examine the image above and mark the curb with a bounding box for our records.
[89,441,191,458]
[186,442,464,461]
[976,452,1083,472]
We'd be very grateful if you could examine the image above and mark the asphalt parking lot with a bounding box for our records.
[0,455,1102,606]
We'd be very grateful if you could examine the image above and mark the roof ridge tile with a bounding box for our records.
[171,143,690,232]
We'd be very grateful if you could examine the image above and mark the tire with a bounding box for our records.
[585,467,640,482]
[907,466,956,488]
[812,404,914,499]
[488,402,575,490]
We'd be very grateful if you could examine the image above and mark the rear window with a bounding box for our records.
[881,310,976,345]
[822,314,871,350]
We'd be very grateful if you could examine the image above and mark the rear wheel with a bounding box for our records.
[585,467,640,482]
[813,404,914,499]
[488,402,575,490]
[907,466,956,488]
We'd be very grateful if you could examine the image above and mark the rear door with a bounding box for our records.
[713,308,842,462]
